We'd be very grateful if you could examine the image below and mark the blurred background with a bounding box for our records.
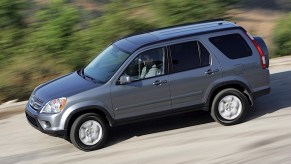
[0,0,290,103]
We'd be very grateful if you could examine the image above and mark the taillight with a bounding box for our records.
[245,32,267,69]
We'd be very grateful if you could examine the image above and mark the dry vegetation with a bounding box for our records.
[0,0,290,103]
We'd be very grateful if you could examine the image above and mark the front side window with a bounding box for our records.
[84,45,130,83]
[169,41,211,73]
[123,47,165,81]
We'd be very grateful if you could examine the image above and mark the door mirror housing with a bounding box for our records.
[119,75,131,85]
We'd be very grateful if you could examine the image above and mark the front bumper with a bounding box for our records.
[25,104,66,137]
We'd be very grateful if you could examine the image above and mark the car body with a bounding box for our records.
[26,19,270,151]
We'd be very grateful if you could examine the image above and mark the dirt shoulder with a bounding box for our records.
[0,101,27,120]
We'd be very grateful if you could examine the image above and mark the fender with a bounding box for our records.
[63,105,116,131]
[206,80,254,108]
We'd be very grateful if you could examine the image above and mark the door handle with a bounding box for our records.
[153,80,167,86]
[205,69,220,75]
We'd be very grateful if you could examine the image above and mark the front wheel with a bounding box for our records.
[70,113,108,151]
[210,88,250,125]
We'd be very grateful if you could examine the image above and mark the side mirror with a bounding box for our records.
[119,75,131,85]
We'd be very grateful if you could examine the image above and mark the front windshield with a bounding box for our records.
[84,45,130,83]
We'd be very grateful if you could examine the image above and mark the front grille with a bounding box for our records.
[29,95,43,111]
[26,112,38,128]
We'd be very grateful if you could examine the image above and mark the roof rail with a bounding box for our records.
[114,18,225,43]
[153,18,225,31]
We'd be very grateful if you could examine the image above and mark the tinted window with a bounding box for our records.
[169,41,210,73]
[209,33,252,59]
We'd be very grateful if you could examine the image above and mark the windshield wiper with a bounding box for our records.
[84,74,96,82]
[78,69,93,80]
[79,68,84,77]
[79,68,105,84]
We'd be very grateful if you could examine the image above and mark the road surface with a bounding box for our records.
[0,56,291,164]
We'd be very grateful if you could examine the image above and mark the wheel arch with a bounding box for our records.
[64,106,115,138]
[206,81,254,110]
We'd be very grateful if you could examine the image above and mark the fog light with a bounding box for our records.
[40,121,51,129]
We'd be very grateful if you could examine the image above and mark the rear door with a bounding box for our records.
[168,39,222,110]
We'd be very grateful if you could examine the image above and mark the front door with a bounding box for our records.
[111,47,171,120]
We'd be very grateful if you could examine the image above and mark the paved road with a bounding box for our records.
[0,57,291,164]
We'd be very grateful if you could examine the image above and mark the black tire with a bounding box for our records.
[70,113,108,151]
[210,88,250,126]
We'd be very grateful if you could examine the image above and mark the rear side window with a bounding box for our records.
[209,33,252,59]
[169,41,210,73]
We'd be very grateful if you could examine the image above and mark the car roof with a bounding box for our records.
[113,20,241,53]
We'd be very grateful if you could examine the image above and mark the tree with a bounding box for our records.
[29,0,80,57]
[0,0,29,61]
[0,0,27,28]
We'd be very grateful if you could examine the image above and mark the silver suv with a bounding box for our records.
[26,19,270,151]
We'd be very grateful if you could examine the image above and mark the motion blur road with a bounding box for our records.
[0,57,291,164]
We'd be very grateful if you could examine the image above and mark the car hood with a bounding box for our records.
[34,71,101,102]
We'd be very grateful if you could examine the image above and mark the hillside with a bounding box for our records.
[1,0,290,104]
[230,0,291,50]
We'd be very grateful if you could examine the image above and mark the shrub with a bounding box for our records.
[274,12,291,56]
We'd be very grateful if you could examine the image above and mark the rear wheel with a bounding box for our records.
[70,113,108,151]
[210,88,250,125]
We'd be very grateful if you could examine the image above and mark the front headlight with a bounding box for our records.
[40,98,67,114]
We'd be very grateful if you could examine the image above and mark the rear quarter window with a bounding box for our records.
[209,33,252,59]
